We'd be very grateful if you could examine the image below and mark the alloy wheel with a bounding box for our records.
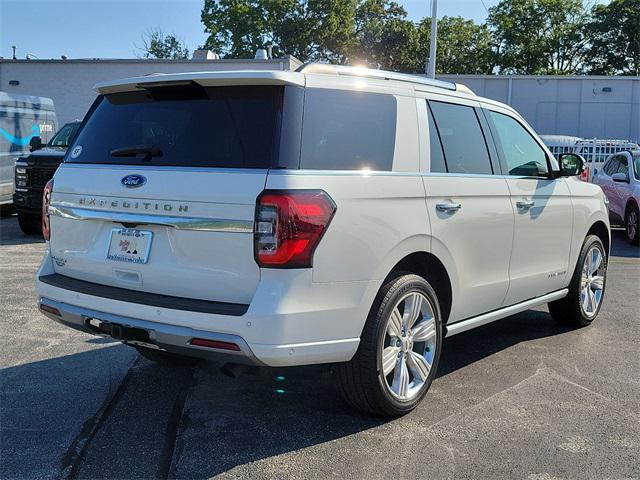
[627,209,638,241]
[580,246,606,318]
[380,292,437,401]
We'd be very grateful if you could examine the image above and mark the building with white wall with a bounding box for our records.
[1,56,637,143]
[438,74,640,143]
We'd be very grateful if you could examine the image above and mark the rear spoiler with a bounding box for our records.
[94,70,306,95]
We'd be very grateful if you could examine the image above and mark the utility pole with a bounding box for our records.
[425,0,438,78]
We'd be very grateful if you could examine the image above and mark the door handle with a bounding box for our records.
[436,202,462,213]
[516,200,535,210]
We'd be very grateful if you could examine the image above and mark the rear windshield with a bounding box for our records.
[67,85,283,168]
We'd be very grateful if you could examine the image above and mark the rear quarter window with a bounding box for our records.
[300,89,396,171]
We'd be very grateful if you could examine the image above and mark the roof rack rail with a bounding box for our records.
[296,62,458,92]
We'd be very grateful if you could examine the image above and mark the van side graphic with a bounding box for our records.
[0,124,40,146]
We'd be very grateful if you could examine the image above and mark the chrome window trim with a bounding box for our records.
[268,169,543,180]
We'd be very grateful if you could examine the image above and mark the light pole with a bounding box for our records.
[425,0,438,78]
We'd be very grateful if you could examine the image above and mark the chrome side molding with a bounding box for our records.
[445,289,569,337]
[48,204,253,233]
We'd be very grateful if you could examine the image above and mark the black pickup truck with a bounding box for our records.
[13,121,80,234]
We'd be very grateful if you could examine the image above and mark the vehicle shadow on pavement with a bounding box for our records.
[0,311,577,479]
[438,308,567,378]
[610,229,639,258]
[0,216,45,246]
[169,309,571,478]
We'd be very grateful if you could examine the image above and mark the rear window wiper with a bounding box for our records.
[110,145,163,161]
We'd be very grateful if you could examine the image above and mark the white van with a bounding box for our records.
[36,66,609,416]
[539,135,582,158]
[0,92,57,213]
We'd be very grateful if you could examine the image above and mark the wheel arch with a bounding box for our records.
[385,251,453,324]
[586,220,610,256]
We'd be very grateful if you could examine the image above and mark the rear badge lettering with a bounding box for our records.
[77,196,188,213]
[51,255,67,267]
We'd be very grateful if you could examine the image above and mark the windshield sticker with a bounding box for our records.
[70,145,83,158]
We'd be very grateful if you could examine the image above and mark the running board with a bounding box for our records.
[445,289,569,337]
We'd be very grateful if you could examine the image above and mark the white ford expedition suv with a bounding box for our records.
[36,65,610,416]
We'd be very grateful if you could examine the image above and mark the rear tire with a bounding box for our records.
[335,273,442,417]
[135,346,202,367]
[625,203,639,246]
[17,212,42,235]
[548,235,607,327]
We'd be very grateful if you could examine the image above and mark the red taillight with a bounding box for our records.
[581,165,590,182]
[190,338,241,351]
[39,303,61,317]
[254,190,336,268]
[42,179,53,240]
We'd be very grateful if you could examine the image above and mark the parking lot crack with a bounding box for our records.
[58,355,138,480]
[157,365,196,479]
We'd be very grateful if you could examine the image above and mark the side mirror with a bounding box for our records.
[29,136,42,152]
[558,153,585,177]
[611,172,629,183]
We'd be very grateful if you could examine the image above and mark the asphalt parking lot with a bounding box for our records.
[1,214,639,480]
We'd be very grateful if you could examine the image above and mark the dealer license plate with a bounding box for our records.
[107,228,153,264]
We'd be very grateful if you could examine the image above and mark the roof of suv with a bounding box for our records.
[93,64,513,113]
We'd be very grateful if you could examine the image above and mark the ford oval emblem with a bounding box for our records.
[121,174,146,188]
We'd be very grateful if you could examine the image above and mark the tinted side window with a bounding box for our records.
[616,155,629,174]
[427,104,447,173]
[49,123,79,147]
[429,101,492,175]
[300,89,396,171]
[604,158,620,175]
[488,111,548,177]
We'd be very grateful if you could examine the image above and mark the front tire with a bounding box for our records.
[336,273,443,417]
[548,235,607,327]
[625,203,639,246]
[17,212,42,235]
[0,204,14,218]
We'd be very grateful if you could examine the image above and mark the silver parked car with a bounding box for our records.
[593,150,640,245]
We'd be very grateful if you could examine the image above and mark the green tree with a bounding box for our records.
[139,28,190,59]
[201,0,420,67]
[200,0,493,74]
[585,0,640,75]
[488,0,588,74]
[351,0,420,71]
[201,0,356,60]
[417,16,494,74]
[201,0,271,58]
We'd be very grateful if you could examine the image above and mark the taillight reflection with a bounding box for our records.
[42,179,53,241]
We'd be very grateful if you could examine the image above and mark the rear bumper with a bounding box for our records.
[36,251,377,367]
[38,297,263,365]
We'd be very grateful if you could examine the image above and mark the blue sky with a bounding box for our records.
[0,0,498,60]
